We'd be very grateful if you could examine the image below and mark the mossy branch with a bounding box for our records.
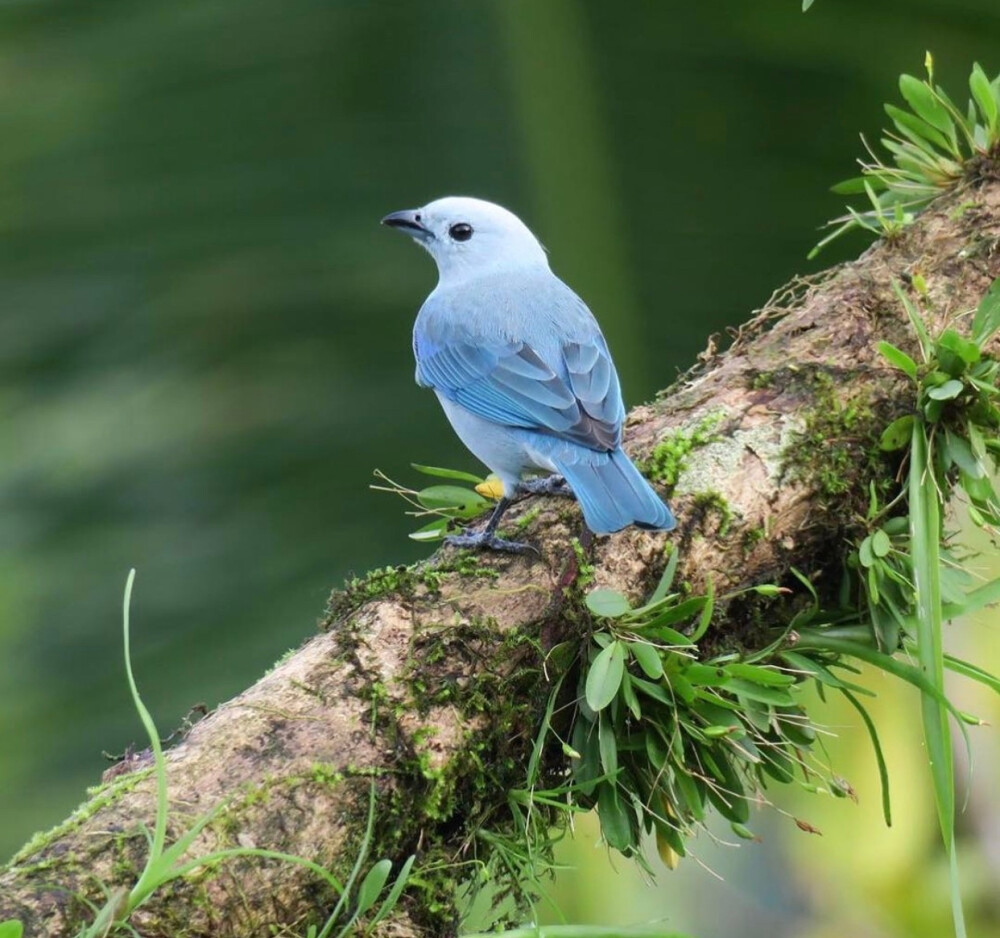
[2,178,999,938]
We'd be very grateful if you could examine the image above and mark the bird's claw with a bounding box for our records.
[444,531,538,555]
[517,475,574,498]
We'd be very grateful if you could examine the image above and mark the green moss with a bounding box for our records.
[782,370,894,519]
[109,830,143,883]
[324,552,508,630]
[264,646,299,676]
[514,505,543,531]
[4,766,155,871]
[324,565,422,625]
[438,550,502,580]
[741,525,767,553]
[644,412,726,490]
[570,536,594,590]
[310,763,345,787]
[691,490,734,537]
[334,614,565,935]
[748,370,777,389]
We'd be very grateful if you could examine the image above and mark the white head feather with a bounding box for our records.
[382,196,548,285]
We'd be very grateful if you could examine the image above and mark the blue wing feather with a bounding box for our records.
[416,332,623,452]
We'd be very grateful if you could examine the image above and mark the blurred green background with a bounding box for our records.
[1,0,998,935]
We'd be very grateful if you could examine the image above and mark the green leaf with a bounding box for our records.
[648,549,680,606]
[880,414,914,451]
[586,588,631,618]
[673,769,707,822]
[410,463,484,484]
[572,720,601,796]
[899,74,955,136]
[884,103,954,153]
[586,641,626,712]
[683,663,730,687]
[923,397,944,423]
[620,670,642,720]
[598,714,618,778]
[858,536,875,569]
[759,742,795,783]
[936,329,980,366]
[877,341,918,378]
[802,0,815,10]
[688,576,715,643]
[830,176,868,195]
[779,651,849,691]
[408,518,452,542]
[893,280,932,362]
[597,784,634,852]
[665,669,695,704]
[775,706,816,746]
[630,674,674,706]
[415,485,489,517]
[841,689,891,826]
[120,568,172,909]
[632,596,707,629]
[368,855,415,931]
[926,379,963,401]
[355,859,393,918]
[725,663,796,686]
[628,641,664,680]
[0,923,24,938]
[944,429,985,479]
[690,698,742,731]
[871,529,892,558]
[642,624,693,646]
[972,277,1000,344]
[700,750,749,823]
[728,679,795,706]
[908,421,966,938]
[941,652,1000,695]
[970,63,999,136]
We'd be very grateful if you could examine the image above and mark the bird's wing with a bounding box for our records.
[415,331,623,452]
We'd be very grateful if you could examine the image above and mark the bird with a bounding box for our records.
[382,196,675,553]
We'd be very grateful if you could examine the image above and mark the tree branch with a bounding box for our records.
[2,180,999,938]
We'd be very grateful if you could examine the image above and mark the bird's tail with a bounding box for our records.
[553,447,676,535]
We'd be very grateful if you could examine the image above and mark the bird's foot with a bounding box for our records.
[518,475,574,498]
[444,530,537,555]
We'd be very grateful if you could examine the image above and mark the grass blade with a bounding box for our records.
[410,463,484,484]
[909,422,965,938]
[841,689,892,826]
[121,570,171,909]
[940,652,1000,694]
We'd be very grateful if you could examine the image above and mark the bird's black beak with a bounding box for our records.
[381,209,433,239]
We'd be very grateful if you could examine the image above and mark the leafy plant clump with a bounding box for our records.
[567,558,842,870]
[558,279,1000,938]
[811,55,1000,257]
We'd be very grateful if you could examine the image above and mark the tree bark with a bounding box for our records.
[2,179,999,938]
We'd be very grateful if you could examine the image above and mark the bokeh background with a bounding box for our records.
[1,1,999,935]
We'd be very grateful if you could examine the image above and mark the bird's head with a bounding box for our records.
[381,196,548,283]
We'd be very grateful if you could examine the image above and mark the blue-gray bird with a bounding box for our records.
[382,196,675,553]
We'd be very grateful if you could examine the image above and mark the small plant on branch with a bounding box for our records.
[811,55,1000,258]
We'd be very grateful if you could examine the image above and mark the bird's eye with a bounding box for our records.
[449,222,473,242]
